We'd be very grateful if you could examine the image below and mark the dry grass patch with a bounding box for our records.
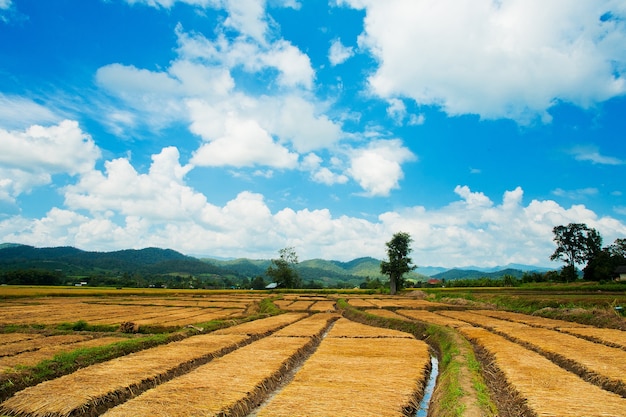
[0,334,43,348]
[364,309,409,320]
[255,336,431,416]
[308,301,336,312]
[272,300,294,310]
[282,300,314,311]
[102,315,338,416]
[559,327,626,350]
[326,318,413,338]
[0,335,90,358]
[346,298,376,308]
[490,325,626,397]
[397,310,473,328]
[438,311,531,330]
[0,336,128,371]
[272,313,339,337]
[460,327,626,417]
[0,333,248,417]
[213,313,306,336]
[394,299,449,309]
[102,336,318,417]
[474,309,591,329]
[366,298,404,308]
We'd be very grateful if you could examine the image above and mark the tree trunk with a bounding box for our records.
[389,276,397,295]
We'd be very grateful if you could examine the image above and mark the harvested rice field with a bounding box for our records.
[1,287,625,416]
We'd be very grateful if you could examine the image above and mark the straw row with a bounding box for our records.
[0,297,254,326]
[0,335,91,358]
[346,298,376,308]
[437,310,532,330]
[486,324,626,397]
[309,300,336,312]
[473,309,591,329]
[213,313,307,336]
[272,313,339,337]
[444,310,626,397]
[0,333,249,417]
[367,298,447,309]
[0,314,304,417]
[396,309,473,328]
[558,327,626,350]
[255,319,431,416]
[0,334,42,347]
[460,326,626,416]
[364,309,410,320]
[0,336,127,372]
[101,314,338,416]
[325,318,413,338]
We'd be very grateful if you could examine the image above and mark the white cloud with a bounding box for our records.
[343,0,626,123]
[408,113,425,126]
[261,95,342,153]
[0,94,60,129]
[552,187,599,200]
[190,116,299,168]
[223,0,267,42]
[5,183,626,267]
[329,38,355,66]
[302,153,348,185]
[64,147,207,222]
[174,23,314,90]
[125,0,218,9]
[386,98,406,125]
[348,139,416,196]
[0,0,11,9]
[379,185,626,267]
[570,145,624,165]
[0,121,100,201]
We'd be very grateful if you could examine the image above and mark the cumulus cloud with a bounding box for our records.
[4,181,626,266]
[175,28,314,89]
[302,153,348,185]
[348,139,416,196]
[64,147,207,222]
[329,38,355,66]
[93,3,414,196]
[342,0,626,123]
[0,121,100,201]
[190,116,299,168]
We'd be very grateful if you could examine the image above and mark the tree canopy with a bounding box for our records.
[550,223,602,281]
[266,247,301,288]
[380,232,416,295]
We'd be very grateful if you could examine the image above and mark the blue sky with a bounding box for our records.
[1,0,625,268]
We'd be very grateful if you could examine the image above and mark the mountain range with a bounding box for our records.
[0,243,554,286]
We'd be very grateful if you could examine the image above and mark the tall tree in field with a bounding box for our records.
[381,232,416,295]
[584,238,626,281]
[266,247,301,288]
[550,223,602,282]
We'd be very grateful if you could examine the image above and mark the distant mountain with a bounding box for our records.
[414,266,448,276]
[1,243,555,286]
[432,268,527,280]
[0,244,224,275]
[204,258,270,277]
[452,263,553,273]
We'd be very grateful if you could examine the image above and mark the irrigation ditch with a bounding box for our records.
[336,298,498,417]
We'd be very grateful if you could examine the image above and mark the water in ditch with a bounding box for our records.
[415,355,439,417]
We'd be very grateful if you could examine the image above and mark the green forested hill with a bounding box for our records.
[0,244,225,276]
[1,244,533,288]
